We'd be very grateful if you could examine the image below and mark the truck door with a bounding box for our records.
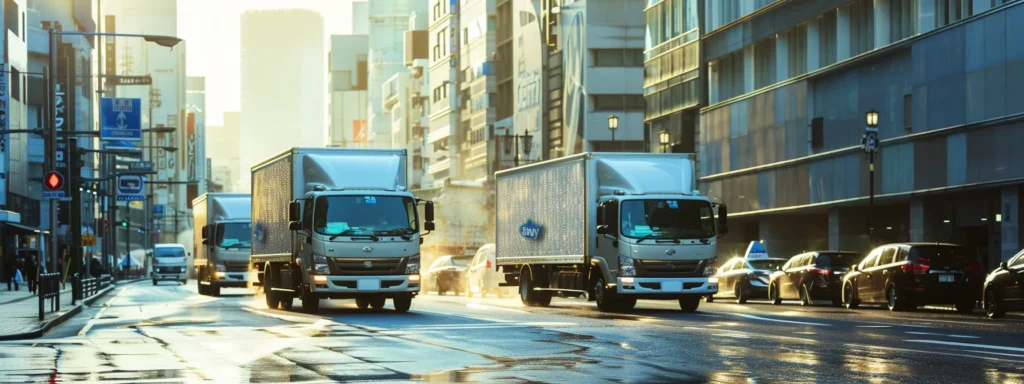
[595,200,620,282]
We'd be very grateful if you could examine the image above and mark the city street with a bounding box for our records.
[0,282,1021,383]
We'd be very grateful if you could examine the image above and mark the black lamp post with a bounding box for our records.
[608,115,618,142]
[861,109,880,205]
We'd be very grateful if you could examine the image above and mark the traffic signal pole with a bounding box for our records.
[69,138,82,303]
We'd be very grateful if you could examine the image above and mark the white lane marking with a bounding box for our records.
[855,325,892,328]
[849,320,935,329]
[465,302,529,314]
[906,339,1024,353]
[905,331,980,339]
[903,317,1003,327]
[78,287,130,337]
[412,321,575,328]
[846,343,1022,363]
[725,313,831,326]
[967,350,1024,359]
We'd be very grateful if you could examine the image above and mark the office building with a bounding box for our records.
[367,0,427,149]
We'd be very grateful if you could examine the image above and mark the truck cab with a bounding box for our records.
[194,193,252,296]
[151,243,188,286]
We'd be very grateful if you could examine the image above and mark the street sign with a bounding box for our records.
[42,171,66,199]
[107,75,152,86]
[128,161,153,171]
[116,175,145,201]
[100,98,142,141]
[153,204,165,216]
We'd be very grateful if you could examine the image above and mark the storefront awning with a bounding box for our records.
[0,210,20,224]
[2,222,49,235]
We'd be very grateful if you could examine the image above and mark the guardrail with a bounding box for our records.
[82,274,112,299]
[38,273,61,321]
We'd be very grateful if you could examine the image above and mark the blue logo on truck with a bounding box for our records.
[520,220,542,240]
[254,223,267,245]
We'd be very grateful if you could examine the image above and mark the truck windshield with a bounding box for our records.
[314,196,418,237]
[154,248,185,258]
[620,199,715,240]
[217,223,252,249]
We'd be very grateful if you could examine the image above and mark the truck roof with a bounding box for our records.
[209,195,251,221]
[495,152,698,196]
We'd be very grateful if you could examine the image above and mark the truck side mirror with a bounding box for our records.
[717,204,729,237]
[424,201,435,222]
[289,201,301,222]
[289,221,302,231]
[424,221,435,231]
[201,225,209,240]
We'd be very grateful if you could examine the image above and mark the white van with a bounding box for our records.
[152,243,188,285]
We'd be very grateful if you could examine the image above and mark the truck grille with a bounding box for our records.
[328,257,407,276]
[635,259,705,278]
[224,260,249,272]
[156,266,182,274]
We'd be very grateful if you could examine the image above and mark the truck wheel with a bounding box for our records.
[369,297,386,310]
[616,297,637,312]
[519,267,551,307]
[393,295,412,313]
[356,298,370,309]
[152,280,157,286]
[264,263,281,309]
[300,285,319,313]
[679,297,701,312]
[279,295,294,310]
[594,276,619,312]
[211,284,221,297]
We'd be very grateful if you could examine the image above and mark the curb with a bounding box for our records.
[0,283,120,341]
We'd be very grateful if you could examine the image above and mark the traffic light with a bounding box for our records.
[44,171,65,191]
[120,220,128,228]
[72,144,87,175]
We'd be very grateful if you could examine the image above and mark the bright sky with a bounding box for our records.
[177,0,353,126]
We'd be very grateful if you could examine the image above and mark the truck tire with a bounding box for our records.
[356,298,370,309]
[280,295,293,310]
[211,284,221,297]
[300,285,320,313]
[264,263,281,309]
[679,297,701,312]
[393,294,412,313]
[197,268,208,295]
[616,297,637,312]
[370,297,387,310]
[519,267,551,307]
[594,276,619,312]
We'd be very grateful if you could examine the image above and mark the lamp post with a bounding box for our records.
[607,115,619,143]
[861,109,880,206]
[659,130,670,153]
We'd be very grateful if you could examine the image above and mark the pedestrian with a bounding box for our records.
[26,254,38,294]
[4,253,18,291]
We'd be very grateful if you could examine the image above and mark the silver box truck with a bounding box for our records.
[193,193,252,296]
[495,153,728,312]
[250,148,435,313]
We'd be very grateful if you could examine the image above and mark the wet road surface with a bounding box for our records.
[1,282,1022,383]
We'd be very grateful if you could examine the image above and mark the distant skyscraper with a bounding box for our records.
[240,9,325,187]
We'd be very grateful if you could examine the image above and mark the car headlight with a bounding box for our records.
[405,255,420,274]
[704,267,716,277]
[618,255,636,277]
[215,263,226,272]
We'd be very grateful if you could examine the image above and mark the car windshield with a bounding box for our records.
[154,248,185,258]
[313,195,418,236]
[816,253,857,269]
[451,257,471,267]
[911,246,968,266]
[748,259,785,271]
[217,223,252,248]
[619,199,715,240]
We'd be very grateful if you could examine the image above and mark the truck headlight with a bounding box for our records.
[314,264,330,274]
[313,254,327,264]
[215,263,226,272]
[618,255,636,277]
[704,267,716,276]
[405,255,420,274]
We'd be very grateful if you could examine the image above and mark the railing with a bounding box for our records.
[82,274,112,299]
[38,273,61,321]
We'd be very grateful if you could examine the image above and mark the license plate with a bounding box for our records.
[357,279,381,291]
[939,275,954,283]
[662,281,683,292]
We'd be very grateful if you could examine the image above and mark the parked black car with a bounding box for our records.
[982,248,1024,318]
[425,255,472,295]
[842,243,983,312]
[711,256,787,303]
[769,251,859,306]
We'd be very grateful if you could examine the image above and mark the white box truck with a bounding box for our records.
[193,193,252,296]
[250,148,435,313]
[495,152,728,312]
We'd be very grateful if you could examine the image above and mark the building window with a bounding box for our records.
[5,0,18,38]
[938,0,974,27]
[753,37,777,90]
[811,117,824,152]
[433,3,440,21]
[890,0,917,42]
[592,49,644,67]
[848,0,875,57]
[903,93,912,134]
[786,24,808,78]
[818,10,838,68]
[592,94,644,111]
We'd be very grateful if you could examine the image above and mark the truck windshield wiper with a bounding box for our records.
[636,233,660,243]
[330,230,378,241]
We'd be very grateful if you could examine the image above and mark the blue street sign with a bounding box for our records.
[153,204,165,216]
[104,140,137,150]
[100,98,142,141]
[116,175,145,201]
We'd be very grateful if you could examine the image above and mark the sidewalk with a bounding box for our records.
[0,280,118,340]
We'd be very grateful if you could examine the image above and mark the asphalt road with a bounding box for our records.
[1,283,1022,383]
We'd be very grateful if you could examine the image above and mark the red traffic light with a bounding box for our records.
[44,171,65,191]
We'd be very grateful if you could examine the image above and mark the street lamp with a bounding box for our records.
[607,115,619,142]
[659,130,670,153]
[861,109,881,206]
[865,109,879,128]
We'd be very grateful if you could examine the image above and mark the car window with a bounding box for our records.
[430,257,450,269]
[861,249,881,269]
[1010,254,1023,268]
[720,260,735,273]
[799,254,812,268]
[896,247,909,262]
[880,247,897,266]
[815,253,857,269]
[748,259,785,271]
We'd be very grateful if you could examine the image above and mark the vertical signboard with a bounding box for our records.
[353,119,367,144]
[186,112,196,180]
[0,62,8,207]
[513,0,544,162]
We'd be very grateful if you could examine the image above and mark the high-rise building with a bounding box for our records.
[328,20,369,148]
[382,11,430,189]
[185,76,207,203]
[426,0,454,182]
[643,0,701,154]
[207,112,242,192]
[691,0,1024,270]
[367,0,427,149]
[239,9,325,189]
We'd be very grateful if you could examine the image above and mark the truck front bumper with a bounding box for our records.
[212,272,249,288]
[310,274,420,298]
[617,276,718,297]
